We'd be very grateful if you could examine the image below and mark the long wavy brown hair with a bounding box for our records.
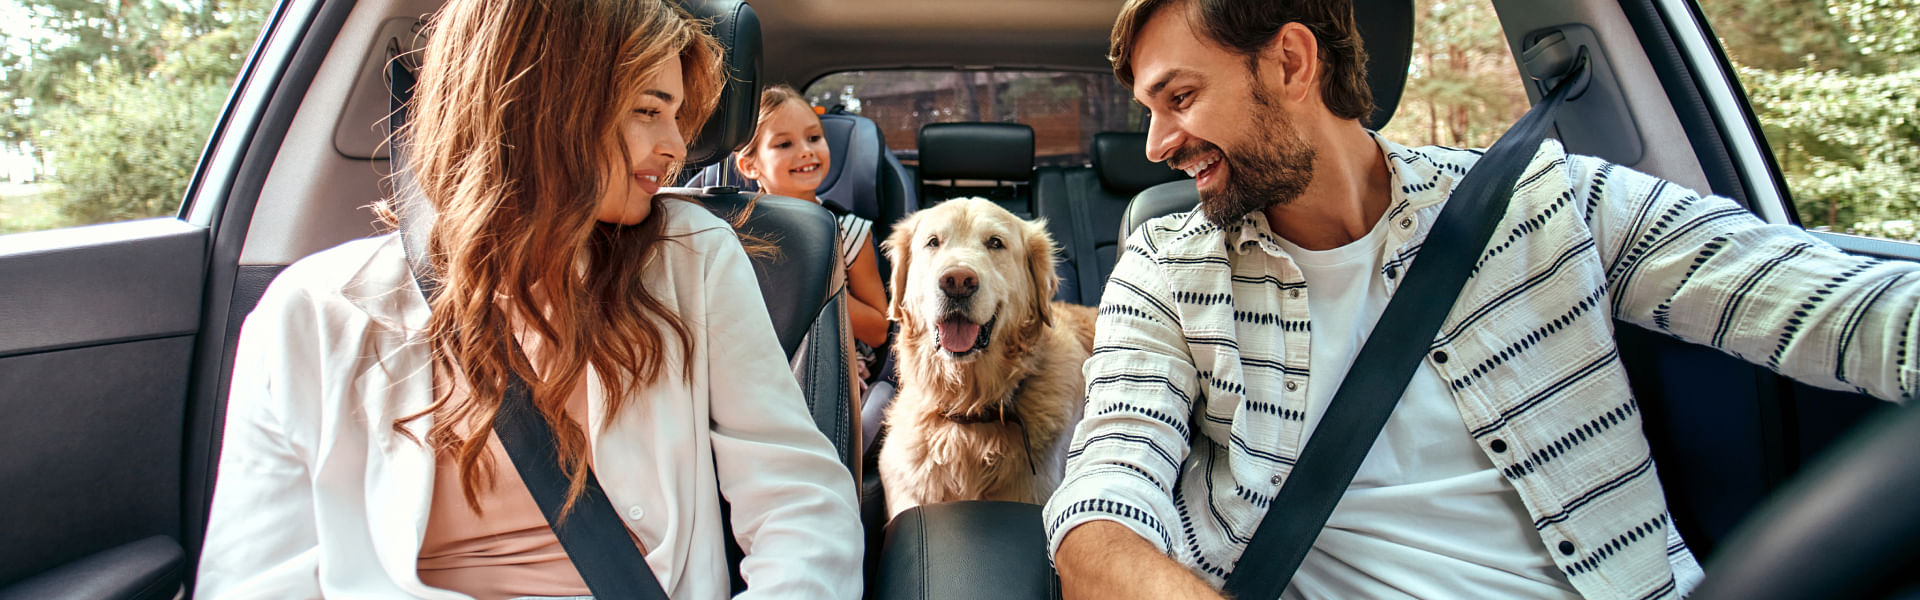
[386,0,725,513]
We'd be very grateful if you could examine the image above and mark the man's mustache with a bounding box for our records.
[1168,142,1223,170]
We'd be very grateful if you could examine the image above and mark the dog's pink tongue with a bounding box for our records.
[939,320,981,353]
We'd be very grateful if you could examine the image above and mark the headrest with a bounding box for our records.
[917,122,1034,181]
[681,0,762,169]
[1359,0,1414,129]
[1092,132,1186,195]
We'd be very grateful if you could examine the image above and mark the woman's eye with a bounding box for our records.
[924,236,941,249]
[633,108,662,120]
[809,135,823,143]
[985,236,1005,250]
[775,141,791,149]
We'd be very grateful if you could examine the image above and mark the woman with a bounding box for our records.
[194,1,863,598]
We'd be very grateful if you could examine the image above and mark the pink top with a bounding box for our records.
[417,379,637,600]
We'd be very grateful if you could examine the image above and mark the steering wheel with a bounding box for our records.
[1689,401,1920,599]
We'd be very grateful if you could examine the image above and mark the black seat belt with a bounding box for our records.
[1220,48,1591,600]
[396,220,671,600]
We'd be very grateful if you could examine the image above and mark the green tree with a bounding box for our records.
[3,0,268,229]
[1380,0,1529,149]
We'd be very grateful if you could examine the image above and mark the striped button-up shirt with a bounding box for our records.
[1043,136,1917,600]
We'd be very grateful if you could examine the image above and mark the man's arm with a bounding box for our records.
[1578,152,1920,401]
[1057,521,1225,600]
[1043,228,1209,594]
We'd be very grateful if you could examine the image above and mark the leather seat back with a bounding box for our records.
[1035,132,1188,305]
[918,122,1037,218]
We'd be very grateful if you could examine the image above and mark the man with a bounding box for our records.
[1042,1,1918,599]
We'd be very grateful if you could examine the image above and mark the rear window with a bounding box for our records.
[804,70,1145,168]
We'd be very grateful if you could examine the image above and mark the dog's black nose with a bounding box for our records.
[940,267,978,298]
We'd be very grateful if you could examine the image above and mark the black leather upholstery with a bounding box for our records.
[0,536,183,600]
[681,0,762,169]
[875,501,1060,600]
[918,122,1038,218]
[693,192,839,360]
[918,122,1035,181]
[1093,132,1185,195]
[1035,132,1192,305]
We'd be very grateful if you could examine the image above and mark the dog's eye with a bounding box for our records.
[985,236,1005,250]
[924,235,941,249]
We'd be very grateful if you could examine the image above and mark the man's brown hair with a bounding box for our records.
[1110,0,1373,122]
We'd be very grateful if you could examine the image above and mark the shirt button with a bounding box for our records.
[1558,541,1576,556]
[1432,350,1449,364]
[627,505,645,521]
[1490,439,1508,453]
[1385,266,1399,280]
[1284,380,1299,391]
[1288,288,1301,299]
[1271,474,1284,486]
[1399,217,1414,229]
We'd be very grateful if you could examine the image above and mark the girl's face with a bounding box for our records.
[738,99,830,199]
[597,57,688,225]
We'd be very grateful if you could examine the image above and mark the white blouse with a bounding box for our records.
[196,199,864,599]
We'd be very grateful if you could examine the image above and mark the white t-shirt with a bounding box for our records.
[1269,213,1580,600]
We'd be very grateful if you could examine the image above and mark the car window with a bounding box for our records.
[1376,0,1528,149]
[1694,0,1920,242]
[0,0,270,236]
[805,70,1144,167]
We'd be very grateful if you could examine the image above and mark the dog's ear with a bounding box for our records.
[882,212,919,323]
[1024,217,1059,329]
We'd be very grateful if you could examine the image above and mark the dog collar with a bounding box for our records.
[941,382,1037,474]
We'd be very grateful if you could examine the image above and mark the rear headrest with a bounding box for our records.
[681,0,762,169]
[918,122,1034,181]
[1360,0,1414,129]
[1092,132,1186,195]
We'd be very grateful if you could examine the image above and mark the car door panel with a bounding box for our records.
[0,222,207,589]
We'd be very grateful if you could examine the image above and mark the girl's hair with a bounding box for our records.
[384,0,725,513]
[741,83,813,161]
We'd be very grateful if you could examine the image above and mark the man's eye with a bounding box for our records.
[1171,92,1192,107]
[985,236,1005,250]
[925,236,941,249]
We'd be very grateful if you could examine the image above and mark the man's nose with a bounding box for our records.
[1144,113,1183,164]
[939,267,978,298]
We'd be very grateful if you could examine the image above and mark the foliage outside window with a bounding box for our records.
[0,0,270,235]
[1696,0,1920,241]
[805,70,1143,168]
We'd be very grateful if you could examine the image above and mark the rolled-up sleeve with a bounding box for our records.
[1043,230,1199,560]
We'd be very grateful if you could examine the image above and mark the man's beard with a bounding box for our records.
[1171,96,1316,226]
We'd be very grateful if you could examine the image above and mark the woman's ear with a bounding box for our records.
[734,151,761,181]
[1024,218,1059,329]
[883,214,918,323]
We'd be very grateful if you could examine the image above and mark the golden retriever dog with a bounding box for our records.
[878,198,1097,518]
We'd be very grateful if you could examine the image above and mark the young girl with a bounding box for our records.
[734,85,891,354]
[194,1,862,598]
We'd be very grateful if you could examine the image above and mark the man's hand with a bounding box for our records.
[1056,521,1226,600]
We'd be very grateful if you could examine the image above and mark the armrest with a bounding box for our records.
[875,501,1059,600]
[0,535,183,600]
